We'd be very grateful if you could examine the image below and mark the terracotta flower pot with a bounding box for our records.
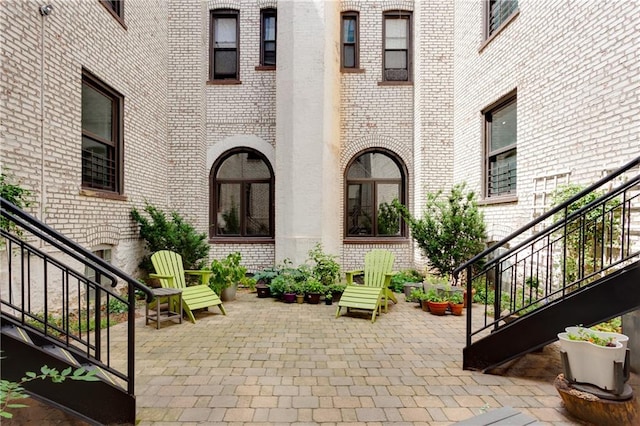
[421,300,429,312]
[449,302,464,316]
[427,301,449,316]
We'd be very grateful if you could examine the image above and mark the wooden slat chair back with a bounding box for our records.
[345,249,398,313]
[337,249,397,323]
[150,250,226,323]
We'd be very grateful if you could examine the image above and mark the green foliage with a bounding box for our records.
[253,267,280,285]
[0,172,33,236]
[395,183,486,281]
[448,292,464,304]
[551,184,621,282]
[307,243,341,287]
[408,288,427,302]
[377,200,401,235]
[131,202,209,272]
[305,278,325,294]
[267,260,308,297]
[209,252,247,295]
[221,199,240,234]
[390,270,423,293]
[567,327,617,347]
[592,317,622,333]
[107,297,128,314]
[1,364,99,419]
[424,289,444,303]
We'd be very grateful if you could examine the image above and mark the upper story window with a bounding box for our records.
[345,150,406,238]
[260,8,276,67]
[484,92,517,198]
[210,9,239,81]
[100,0,124,26]
[341,11,359,70]
[383,11,411,82]
[81,70,123,194]
[210,149,274,239]
[486,0,518,38]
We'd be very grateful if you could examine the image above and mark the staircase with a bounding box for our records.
[456,156,640,372]
[1,198,153,424]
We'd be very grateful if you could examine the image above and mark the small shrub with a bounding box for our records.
[390,270,423,293]
[107,297,128,314]
[131,202,209,273]
[0,172,33,237]
[307,243,341,287]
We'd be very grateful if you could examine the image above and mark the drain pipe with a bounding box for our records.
[38,4,53,224]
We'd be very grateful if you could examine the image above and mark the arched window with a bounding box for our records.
[210,149,274,239]
[345,150,406,238]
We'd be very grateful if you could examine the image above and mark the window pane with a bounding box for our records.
[264,16,276,41]
[217,183,241,235]
[343,45,355,68]
[214,50,237,75]
[246,183,270,236]
[82,136,115,190]
[377,185,401,236]
[385,51,406,69]
[490,101,517,151]
[347,183,373,236]
[489,149,517,196]
[217,153,270,179]
[82,83,113,140]
[347,153,401,179]
[385,19,407,49]
[215,17,236,48]
[343,17,356,43]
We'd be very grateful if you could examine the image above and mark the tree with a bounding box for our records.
[395,183,486,282]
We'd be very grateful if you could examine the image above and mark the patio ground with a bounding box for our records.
[129,289,604,425]
[10,290,640,425]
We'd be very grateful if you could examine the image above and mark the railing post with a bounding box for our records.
[94,283,101,359]
[466,266,472,347]
[127,280,136,395]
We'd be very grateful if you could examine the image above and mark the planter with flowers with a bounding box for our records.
[448,292,464,316]
[557,326,629,392]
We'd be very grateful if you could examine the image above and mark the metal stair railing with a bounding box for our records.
[454,156,640,357]
[1,197,154,395]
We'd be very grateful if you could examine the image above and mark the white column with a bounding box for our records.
[275,0,341,265]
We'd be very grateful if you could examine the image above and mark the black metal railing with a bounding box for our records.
[455,156,640,350]
[1,198,153,395]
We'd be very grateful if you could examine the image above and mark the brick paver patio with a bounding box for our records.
[124,290,617,425]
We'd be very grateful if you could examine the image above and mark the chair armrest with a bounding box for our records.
[149,274,175,288]
[345,269,364,285]
[185,270,212,286]
[383,272,396,288]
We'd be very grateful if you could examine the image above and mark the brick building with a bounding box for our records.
[1,0,638,278]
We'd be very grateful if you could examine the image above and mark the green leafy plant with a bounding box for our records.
[107,297,128,314]
[307,243,341,287]
[304,278,325,295]
[209,252,247,295]
[395,183,486,283]
[1,365,99,419]
[377,200,401,235]
[551,184,621,284]
[390,270,423,293]
[0,172,33,236]
[567,327,617,347]
[408,288,428,302]
[448,292,464,304]
[131,202,209,273]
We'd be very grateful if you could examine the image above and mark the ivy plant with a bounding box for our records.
[0,172,33,236]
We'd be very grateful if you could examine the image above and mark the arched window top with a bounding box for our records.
[216,151,271,179]
[347,151,401,179]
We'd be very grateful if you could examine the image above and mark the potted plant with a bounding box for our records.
[329,283,346,302]
[308,243,341,287]
[254,266,280,298]
[394,183,486,286]
[305,278,325,304]
[448,292,464,316]
[295,282,306,304]
[391,270,424,299]
[209,252,247,301]
[557,326,629,392]
[407,288,425,307]
[426,290,448,316]
[325,290,333,305]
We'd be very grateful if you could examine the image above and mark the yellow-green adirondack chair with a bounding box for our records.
[345,249,397,313]
[336,250,397,323]
[150,250,226,323]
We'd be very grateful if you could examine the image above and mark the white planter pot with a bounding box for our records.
[558,327,628,391]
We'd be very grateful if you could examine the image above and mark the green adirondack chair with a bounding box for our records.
[336,250,397,323]
[344,249,397,313]
[150,250,226,323]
